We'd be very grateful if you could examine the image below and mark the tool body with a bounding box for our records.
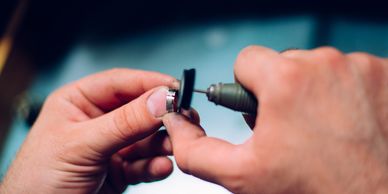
[195,83,258,115]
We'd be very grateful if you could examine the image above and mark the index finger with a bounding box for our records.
[234,46,284,97]
[62,68,177,113]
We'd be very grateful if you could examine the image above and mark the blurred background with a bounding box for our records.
[1,0,387,193]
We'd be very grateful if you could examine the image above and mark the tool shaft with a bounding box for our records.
[193,89,207,94]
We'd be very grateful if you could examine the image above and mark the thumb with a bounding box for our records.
[79,87,169,156]
[163,113,247,187]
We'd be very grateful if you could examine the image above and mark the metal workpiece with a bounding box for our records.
[166,89,178,112]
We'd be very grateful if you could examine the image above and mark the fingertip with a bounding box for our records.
[159,130,173,154]
[280,48,308,59]
[147,157,174,180]
[179,108,200,124]
[124,157,174,184]
[162,113,187,128]
[189,108,200,124]
[235,45,278,68]
[163,112,205,140]
[234,45,280,97]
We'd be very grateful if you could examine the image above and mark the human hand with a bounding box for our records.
[163,46,388,194]
[0,69,177,194]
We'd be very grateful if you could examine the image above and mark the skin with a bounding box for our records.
[0,69,179,194]
[1,46,387,194]
[163,46,388,194]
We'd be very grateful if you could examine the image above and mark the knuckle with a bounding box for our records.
[347,52,384,79]
[122,103,150,131]
[112,109,132,142]
[234,45,277,81]
[44,92,58,106]
[224,174,246,193]
[174,139,205,175]
[267,60,309,102]
[44,84,72,107]
[107,67,129,75]
[56,128,100,162]
[313,46,345,66]
[277,60,304,84]
[174,146,191,174]
[315,46,343,58]
[280,49,301,57]
[112,105,143,142]
[347,52,374,65]
[224,164,250,193]
[235,45,264,65]
[313,47,346,69]
[105,68,137,79]
[222,148,263,193]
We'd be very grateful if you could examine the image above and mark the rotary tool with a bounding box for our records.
[166,68,258,115]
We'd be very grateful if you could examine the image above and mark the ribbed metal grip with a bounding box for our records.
[207,83,258,114]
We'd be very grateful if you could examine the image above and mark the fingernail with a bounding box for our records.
[163,113,185,128]
[180,109,193,121]
[147,87,168,118]
[172,80,180,90]
[162,135,172,153]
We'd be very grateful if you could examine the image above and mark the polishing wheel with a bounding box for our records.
[177,68,195,111]
[166,68,195,113]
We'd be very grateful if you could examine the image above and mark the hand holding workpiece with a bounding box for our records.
[0,69,177,193]
[163,46,388,194]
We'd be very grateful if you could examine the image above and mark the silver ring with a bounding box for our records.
[166,89,177,113]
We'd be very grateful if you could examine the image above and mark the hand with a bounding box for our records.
[163,46,388,194]
[0,69,177,194]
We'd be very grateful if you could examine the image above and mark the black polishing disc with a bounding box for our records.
[178,69,195,111]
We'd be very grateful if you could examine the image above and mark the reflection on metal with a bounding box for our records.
[166,89,178,113]
[0,0,29,75]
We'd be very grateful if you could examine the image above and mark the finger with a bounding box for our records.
[347,52,386,78]
[234,45,285,98]
[118,130,172,161]
[282,47,347,69]
[163,113,244,185]
[124,156,173,185]
[80,87,169,155]
[180,108,200,124]
[60,68,177,115]
[105,154,128,193]
[189,108,200,124]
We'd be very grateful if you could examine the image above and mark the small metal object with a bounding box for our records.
[166,69,196,113]
[166,89,178,112]
[193,89,207,94]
